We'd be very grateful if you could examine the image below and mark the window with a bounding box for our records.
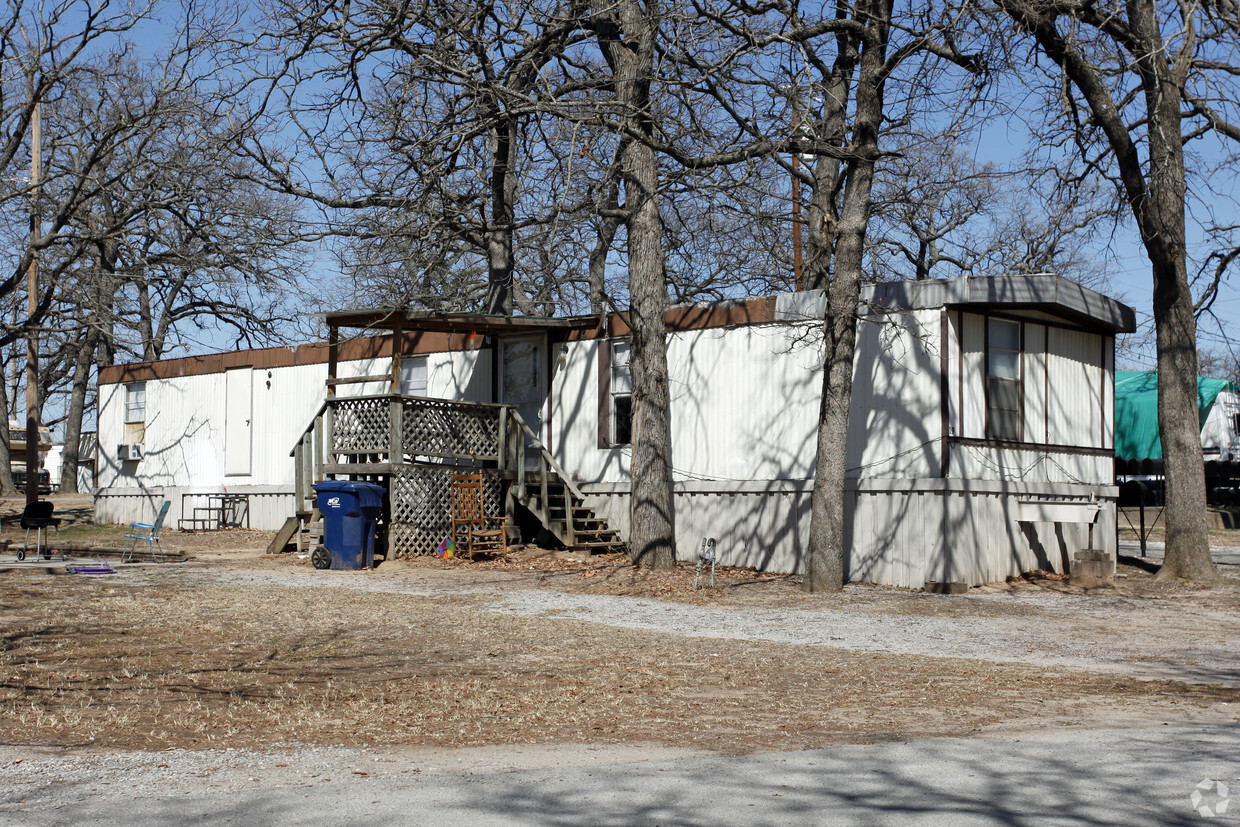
[124,383,146,423]
[611,339,632,445]
[987,319,1021,440]
[399,356,428,396]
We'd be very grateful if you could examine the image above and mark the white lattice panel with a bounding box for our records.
[332,398,390,453]
[387,464,503,557]
[402,398,500,460]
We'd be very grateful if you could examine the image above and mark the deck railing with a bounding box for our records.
[290,395,588,544]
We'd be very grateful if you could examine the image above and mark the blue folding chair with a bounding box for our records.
[123,501,170,563]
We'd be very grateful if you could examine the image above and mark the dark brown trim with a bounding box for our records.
[957,310,965,440]
[963,306,1099,335]
[1019,319,1026,443]
[947,436,1115,457]
[597,339,611,449]
[99,329,479,386]
[940,309,950,478]
[102,292,1119,388]
[983,314,990,439]
[327,327,339,399]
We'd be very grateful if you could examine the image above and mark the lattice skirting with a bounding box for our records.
[387,464,504,557]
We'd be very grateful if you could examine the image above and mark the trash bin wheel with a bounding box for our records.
[311,546,331,570]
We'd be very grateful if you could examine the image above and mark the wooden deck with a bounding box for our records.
[290,394,625,557]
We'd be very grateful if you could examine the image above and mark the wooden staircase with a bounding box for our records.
[515,474,626,552]
[288,394,628,557]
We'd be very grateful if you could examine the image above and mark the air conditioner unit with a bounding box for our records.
[117,443,144,461]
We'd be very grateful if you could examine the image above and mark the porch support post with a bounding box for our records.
[294,441,305,511]
[327,325,339,399]
[312,412,324,484]
[390,323,404,467]
[389,397,403,466]
[497,407,507,470]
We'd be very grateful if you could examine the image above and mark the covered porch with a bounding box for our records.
[288,309,625,557]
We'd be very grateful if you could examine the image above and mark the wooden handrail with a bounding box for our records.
[505,409,586,503]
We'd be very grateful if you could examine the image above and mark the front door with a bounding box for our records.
[499,336,546,454]
[224,367,253,475]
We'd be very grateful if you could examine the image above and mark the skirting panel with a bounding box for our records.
[579,479,1117,587]
[94,486,297,532]
[387,464,503,557]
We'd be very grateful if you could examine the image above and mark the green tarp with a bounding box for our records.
[1114,370,1239,460]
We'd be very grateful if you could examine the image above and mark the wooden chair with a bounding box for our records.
[123,500,171,563]
[449,473,508,559]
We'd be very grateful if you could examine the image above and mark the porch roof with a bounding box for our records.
[321,307,592,335]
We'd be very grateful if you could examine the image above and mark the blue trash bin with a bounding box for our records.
[313,480,386,569]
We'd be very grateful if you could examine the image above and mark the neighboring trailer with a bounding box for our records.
[1114,370,1240,461]
[96,274,1134,587]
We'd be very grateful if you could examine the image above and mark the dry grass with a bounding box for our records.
[2,573,1235,755]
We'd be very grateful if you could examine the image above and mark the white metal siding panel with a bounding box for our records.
[960,313,986,439]
[666,324,822,482]
[252,363,328,485]
[946,312,961,438]
[1023,323,1048,444]
[847,309,941,479]
[1101,337,1114,450]
[1046,327,1102,447]
[552,339,632,483]
[97,349,491,492]
[428,350,491,402]
[947,444,1112,485]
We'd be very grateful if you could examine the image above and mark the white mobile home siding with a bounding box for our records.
[96,347,490,529]
[557,292,1120,586]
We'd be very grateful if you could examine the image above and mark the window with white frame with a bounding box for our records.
[124,382,146,423]
[611,339,632,445]
[399,356,428,396]
[987,318,1021,440]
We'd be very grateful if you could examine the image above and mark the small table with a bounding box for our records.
[178,493,250,530]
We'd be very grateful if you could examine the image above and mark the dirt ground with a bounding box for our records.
[2,512,1240,758]
[3,496,1240,759]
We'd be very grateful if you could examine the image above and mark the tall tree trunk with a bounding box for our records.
[0,370,18,496]
[804,0,891,592]
[593,0,676,568]
[59,326,98,494]
[485,114,517,315]
[803,28,857,293]
[589,174,622,315]
[1128,1,1213,582]
[998,0,1214,582]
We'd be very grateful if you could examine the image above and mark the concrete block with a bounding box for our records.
[1070,548,1115,588]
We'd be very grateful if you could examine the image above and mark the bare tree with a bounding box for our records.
[585,0,676,567]
[992,0,1240,581]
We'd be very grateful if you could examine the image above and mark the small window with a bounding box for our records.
[400,356,428,396]
[611,339,632,445]
[987,319,1021,440]
[124,383,146,423]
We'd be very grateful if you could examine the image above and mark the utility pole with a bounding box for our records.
[26,99,40,504]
